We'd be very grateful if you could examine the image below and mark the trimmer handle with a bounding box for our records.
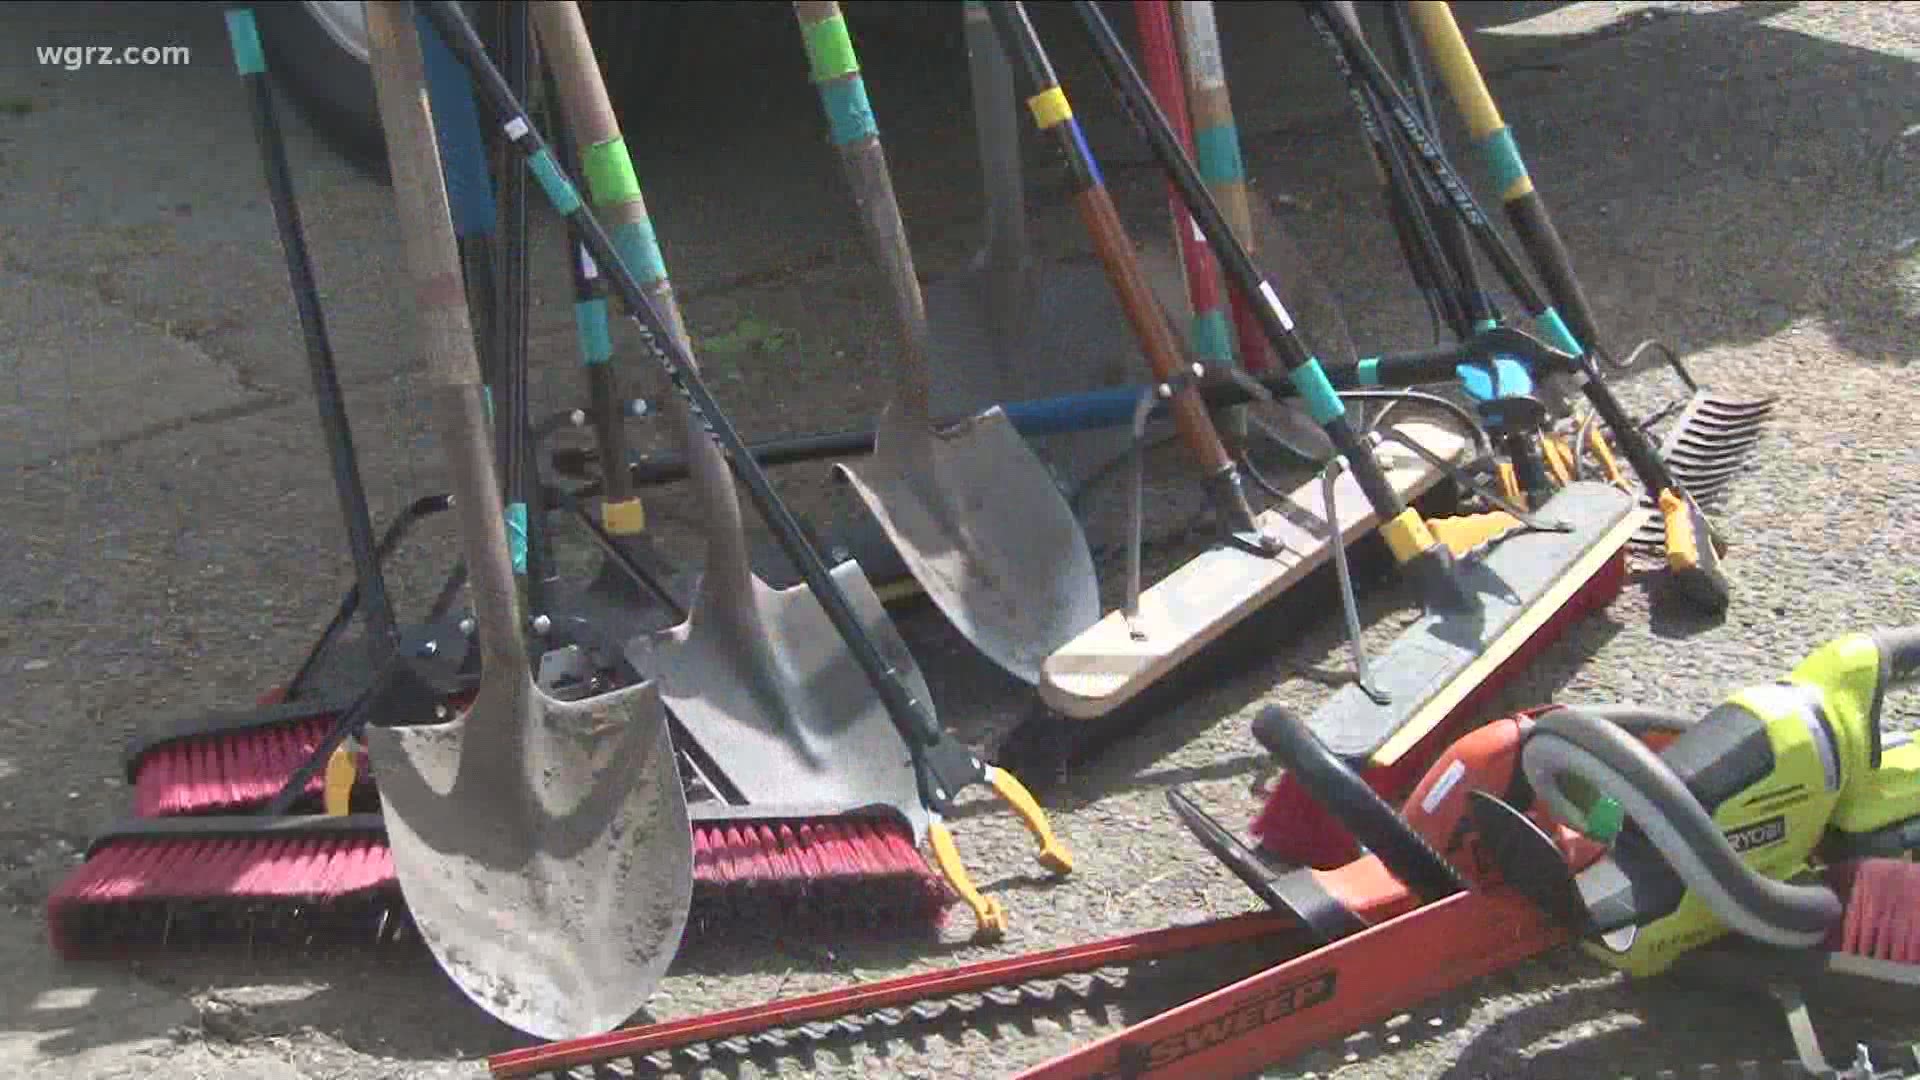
[1873,626,1920,689]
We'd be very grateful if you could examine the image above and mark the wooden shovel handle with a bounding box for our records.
[1074,185,1236,477]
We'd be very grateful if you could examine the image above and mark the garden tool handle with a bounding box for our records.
[1873,626,1920,689]
[796,1,936,420]
[531,1,757,579]
[984,1,1236,482]
[1064,0,1473,611]
[988,766,1074,874]
[366,0,530,684]
[927,819,1009,940]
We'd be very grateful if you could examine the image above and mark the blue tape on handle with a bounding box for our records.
[1190,308,1235,365]
[1537,307,1585,357]
[574,298,612,366]
[610,220,668,286]
[1003,386,1143,436]
[1289,358,1347,425]
[1476,126,1530,198]
[418,10,496,239]
[526,148,583,215]
[819,77,879,146]
[224,9,266,77]
[505,503,528,575]
[1356,357,1382,386]
[1067,119,1105,189]
[1193,124,1247,186]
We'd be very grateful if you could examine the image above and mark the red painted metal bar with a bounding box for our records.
[487,911,1309,1077]
[1013,889,1568,1078]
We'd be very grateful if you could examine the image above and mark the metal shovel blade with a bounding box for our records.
[839,402,1102,685]
[626,556,930,842]
[366,667,692,1040]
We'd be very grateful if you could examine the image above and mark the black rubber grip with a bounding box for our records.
[1868,625,1920,767]
[1874,626,1920,688]
[1653,701,1776,817]
[1251,706,1467,901]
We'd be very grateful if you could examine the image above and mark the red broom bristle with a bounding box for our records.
[1252,547,1628,866]
[49,813,954,959]
[131,690,472,818]
[1826,858,1920,964]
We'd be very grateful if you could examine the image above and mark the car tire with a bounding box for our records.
[251,2,687,178]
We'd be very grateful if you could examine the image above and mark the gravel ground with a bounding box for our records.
[3,2,1919,1079]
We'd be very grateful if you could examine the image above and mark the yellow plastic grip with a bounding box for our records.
[1541,435,1575,487]
[1496,461,1522,504]
[601,496,646,536]
[1659,489,1699,569]
[1585,426,1630,493]
[926,819,1008,940]
[1379,507,1441,564]
[1026,86,1072,130]
[987,766,1074,874]
[323,745,357,817]
[1426,511,1522,558]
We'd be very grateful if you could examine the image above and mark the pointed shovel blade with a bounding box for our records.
[840,404,1102,685]
[366,675,693,1041]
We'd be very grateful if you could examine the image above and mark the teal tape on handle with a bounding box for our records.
[574,298,612,366]
[1190,309,1235,365]
[1476,126,1530,198]
[1356,356,1381,386]
[1290,358,1347,425]
[526,148,583,215]
[482,384,494,423]
[505,503,528,575]
[610,220,668,285]
[819,77,878,146]
[1474,318,1500,333]
[224,9,266,76]
[1193,124,1246,186]
[1537,307,1585,357]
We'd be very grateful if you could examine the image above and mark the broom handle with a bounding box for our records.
[364,1,531,684]
[225,9,399,662]
[1171,1,1275,375]
[982,3,1244,503]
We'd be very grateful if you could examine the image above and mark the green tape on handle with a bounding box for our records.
[224,8,266,77]
[1356,357,1381,386]
[582,137,643,208]
[802,12,861,83]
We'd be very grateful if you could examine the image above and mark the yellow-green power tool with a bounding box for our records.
[1501,627,1920,978]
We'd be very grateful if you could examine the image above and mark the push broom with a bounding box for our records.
[1240,2,1650,869]
[46,6,954,957]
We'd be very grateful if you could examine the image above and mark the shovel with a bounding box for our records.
[526,2,928,840]
[921,1,1140,501]
[799,1,1100,686]
[361,3,693,1041]
[427,0,1072,942]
